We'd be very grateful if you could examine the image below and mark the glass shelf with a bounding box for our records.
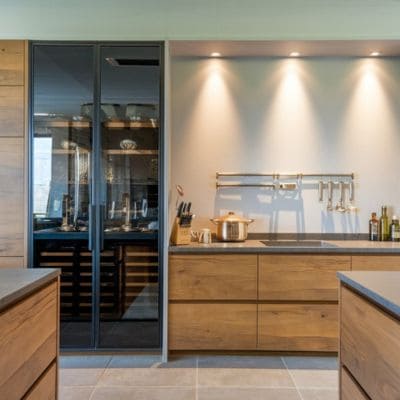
[103,120,158,129]
[104,149,158,155]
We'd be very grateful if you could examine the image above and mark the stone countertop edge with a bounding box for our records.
[169,240,400,254]
[337,271,400,319]
[0,268,60,312]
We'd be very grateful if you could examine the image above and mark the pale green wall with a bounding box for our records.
[1,0,400,40]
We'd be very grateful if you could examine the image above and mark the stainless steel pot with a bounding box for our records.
[210,211,254,242]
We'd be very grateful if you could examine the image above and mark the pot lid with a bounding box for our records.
[212,211,253,223]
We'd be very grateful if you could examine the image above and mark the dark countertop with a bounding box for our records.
[337,271,400,318]
[170,240,400,254]
[0,268,60,312]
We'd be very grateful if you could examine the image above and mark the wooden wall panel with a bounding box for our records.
[0,86,24,137]
[0,41,24,86]
[0,137,24,256]
[0,257,24,268]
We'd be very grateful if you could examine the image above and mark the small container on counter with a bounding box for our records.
[369,212,379,241]
[390,216,400,242]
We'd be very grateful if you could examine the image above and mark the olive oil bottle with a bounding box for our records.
[379,206,390,241]
[390,216,400,242]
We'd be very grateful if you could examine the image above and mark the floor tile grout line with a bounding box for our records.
[195,356,199,400]
[281,357,304,400]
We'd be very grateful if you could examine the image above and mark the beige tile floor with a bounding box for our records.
[59,355,338,400]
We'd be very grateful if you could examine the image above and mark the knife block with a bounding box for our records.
[170,217,191,245]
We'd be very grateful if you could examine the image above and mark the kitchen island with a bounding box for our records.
[0,268,60,400]
[338,271,400,400]
[168,240,400,353]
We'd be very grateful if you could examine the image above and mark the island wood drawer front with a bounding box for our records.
[341,367,370,400]
[352,255,400,271]
[169,303,257,350]
[24,362,57,400]
[0,281,58,400]
[258,303,338,351]
[169,254,257,300]
[0,40,24,85]
[341,286,400,400]
[259,255,351,301]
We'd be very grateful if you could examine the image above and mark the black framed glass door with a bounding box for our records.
[30,42,163,350]
[97,45,161,348]
[31,45,95,348]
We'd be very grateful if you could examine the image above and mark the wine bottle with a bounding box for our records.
[379,206,390,241]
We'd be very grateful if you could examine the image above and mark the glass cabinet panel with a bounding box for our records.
[32,45,94,348]
[99,46,161,348]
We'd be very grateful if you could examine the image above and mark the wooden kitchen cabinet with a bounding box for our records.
[24,362,57,400]
[340,285,400,400]
[352,255,400,270]
[0,40,25,85]
[169,303,257,350]
[0,279,59,400]
[169,254,257,300]
[259,254,351,301]
[0,40,27,266]
[258,303,338,351]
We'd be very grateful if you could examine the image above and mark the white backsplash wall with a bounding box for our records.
[170,57,400,234]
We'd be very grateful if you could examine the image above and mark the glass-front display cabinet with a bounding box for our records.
[30,43,163,350]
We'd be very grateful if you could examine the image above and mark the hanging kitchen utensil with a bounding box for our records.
[336,181,346,213]
[347,180,358,212]
[327,181,333,211]
[318,181,324,202]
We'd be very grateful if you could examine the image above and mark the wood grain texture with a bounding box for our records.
[259,254,351,301]
[340,286,400,400]
[24,362,57,400]
[0,137,24,256]
[0,85,24,137]
[341,367,369,400]
[0,281,58,400]
[169,303,257,350]
[169,254,257,300]
[0,257,25,268]
[258,303,338,351]
[352,255,400,271]
[0,41,24,86]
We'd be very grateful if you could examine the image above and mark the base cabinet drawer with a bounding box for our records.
[169,255,257,300]
[352,255,400,271]
[341,367,370,400]
[169,303,257,350]
[24,362,57,400]
[258,303,338,351]
[0,282,58,400]
[259,255,351,301]
[341,287,400,400]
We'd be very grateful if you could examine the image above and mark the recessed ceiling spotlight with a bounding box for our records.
[210,52,221,57]
[370,51,381,57]
[290,52,300,57]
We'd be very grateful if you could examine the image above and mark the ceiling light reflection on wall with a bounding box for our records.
[370,51,381,57]
[290,52,300,57]
[210,52,221,57]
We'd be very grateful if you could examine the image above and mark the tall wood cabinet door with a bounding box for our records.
[0,257,24,268]
[259,255,351,301]
[258,303,338,351]
[352,255,400,271]
[0,138,24,256]
[0,86,24,137]
[169,254,257,300]
[341,286,400,400]
[0,41,24,85]
[341,368,369,400]
[169,303,257,350]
